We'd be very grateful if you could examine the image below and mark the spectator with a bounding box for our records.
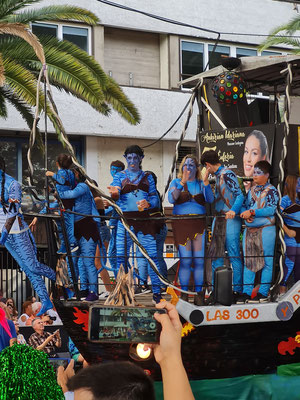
[26,295,37,303]
[6,298,18,321]
[0,307,17,352]
[59,302,195,400]
[28,317,61,357]
[18,300,34,327]
[14,320,27,345]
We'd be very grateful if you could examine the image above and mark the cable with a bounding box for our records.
[97,0,300,39]
[142,96,191,148]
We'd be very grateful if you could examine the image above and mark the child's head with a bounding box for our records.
[57,154,73,169]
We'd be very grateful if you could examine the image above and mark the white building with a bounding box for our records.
[0,0,296,198]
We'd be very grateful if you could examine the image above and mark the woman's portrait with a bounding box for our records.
[243,129,269,191]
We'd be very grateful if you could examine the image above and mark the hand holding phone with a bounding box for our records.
[152,301,183,366]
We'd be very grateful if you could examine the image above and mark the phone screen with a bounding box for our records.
[89,306,165,343]
[48,358,70,373]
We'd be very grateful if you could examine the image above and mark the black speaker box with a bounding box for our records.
[215,266,233,306]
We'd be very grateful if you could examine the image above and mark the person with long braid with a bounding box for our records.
[0,156,56,315]
[108,145,163,304]
[59,167,101,301]
[168,155,214,305]
[46,153,77,254]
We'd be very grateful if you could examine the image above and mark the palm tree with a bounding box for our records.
[0,0,140,138]
[259,14,300,53]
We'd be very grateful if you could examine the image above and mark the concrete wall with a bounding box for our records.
[34,0,297,46]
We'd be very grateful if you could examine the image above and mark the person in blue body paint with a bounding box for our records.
[0,156,55,315]
[168,154,214,305]
[280,175,300,293]
[200,150,244,303]
[136,170,167,294]
[107,145,163,304]
[46,154,77,254]
[104,160,125,278]
[237,161,279,304]
[59,168,101,301]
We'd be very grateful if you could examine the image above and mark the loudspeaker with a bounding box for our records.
[215,266,233,306]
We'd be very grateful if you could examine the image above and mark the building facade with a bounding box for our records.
[0,0,296,197]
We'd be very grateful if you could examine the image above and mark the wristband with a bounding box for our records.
[250,209,255,216]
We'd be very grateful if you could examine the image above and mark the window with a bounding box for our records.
[32,23,57,38]
[31,22,90,53]
[208,44,230,69]
[261,50,282,56]
[181,41,204,82]
[0,136,83,195]
[63,26,89,52]
[236,48,257,58]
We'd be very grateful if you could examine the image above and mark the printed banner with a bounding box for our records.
[199,124,275,178]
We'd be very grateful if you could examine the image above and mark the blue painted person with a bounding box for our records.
[168,154,214,305]
[108,145,163,304]
[0,156,55,315]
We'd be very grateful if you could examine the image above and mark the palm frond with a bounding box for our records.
[3,56,45,108]
[104,77,141,125]
[0,22,45,64]
[0,1,39,20]
[39,36,108,87]
[259,35,300,52]
[0,88,7,117]
[0,53,5,86]
[4,6,99,25]
[1,85,39,132]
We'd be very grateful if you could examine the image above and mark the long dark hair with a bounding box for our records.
[0,156,6,213]
[57,153,73,169]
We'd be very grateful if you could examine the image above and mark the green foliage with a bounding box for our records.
[0,0,140,138]
[259,15,300,53]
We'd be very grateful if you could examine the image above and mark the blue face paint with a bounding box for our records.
[110,166,123,178]
[296,177,300,193]
[125,153,143,172]
[183,158,197,180]
[253,167,265,177]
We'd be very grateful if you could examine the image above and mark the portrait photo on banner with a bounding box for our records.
[199,124,275,190]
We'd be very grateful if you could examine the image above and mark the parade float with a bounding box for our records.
[47,55,300,383]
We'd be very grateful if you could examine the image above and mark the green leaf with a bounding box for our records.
[3,5,99,25]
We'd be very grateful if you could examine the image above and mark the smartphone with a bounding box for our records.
[88,305,166,344]
[48,358,70,373]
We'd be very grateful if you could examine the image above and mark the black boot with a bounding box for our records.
[194,291,205,306]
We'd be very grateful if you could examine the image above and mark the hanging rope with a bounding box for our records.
[162,78,203,201]
[273,62,293,291]
[27,64,198,295]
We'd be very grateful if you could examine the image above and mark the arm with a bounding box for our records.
[0,180,22,245]
[153,302,195,400]
[51,170,66,185]
[34,333,56,351]
[59,183,87,200]
[254,188,279,217]
[224,171,244,218]
[168,179,185,203]
[146,174,159,209]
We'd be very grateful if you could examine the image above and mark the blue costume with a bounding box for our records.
[210,166,244,293]
[281,194,300,286]
[136,191,168,286]
[111,167,162,298]
[169,178,214,293]
[52,168,77,253]
[60,182,101,299]
[0,171,55,315]
[241,183,279,297]
[105,164,124,275]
